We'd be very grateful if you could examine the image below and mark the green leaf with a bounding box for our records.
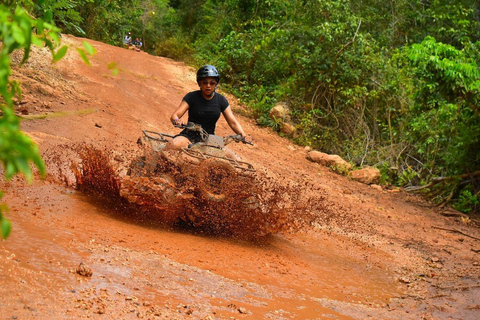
[31,35,44,46]
[16,157,33,182]
[54,46,68,62]
[5,161,16,180]
[44,10,53,22]
[76,48,91,66]
[82,41,96,55]
[12,24,26,45]
[36,19,45,34]
[107,62,118,75]
[1,216,11,239]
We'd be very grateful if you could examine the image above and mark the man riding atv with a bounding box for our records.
[167,65,248,157]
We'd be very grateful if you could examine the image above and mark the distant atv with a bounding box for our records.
[119,123,260,229]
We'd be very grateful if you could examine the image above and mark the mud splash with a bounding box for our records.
[45,144,333,240]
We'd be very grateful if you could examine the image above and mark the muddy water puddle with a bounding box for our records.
[1,177,402,319]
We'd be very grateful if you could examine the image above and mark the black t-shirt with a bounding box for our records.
[183,90,229,134]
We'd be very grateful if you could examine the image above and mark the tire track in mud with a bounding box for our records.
[44,143,345,240]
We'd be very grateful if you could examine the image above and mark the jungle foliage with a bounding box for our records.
[3,0,480,214]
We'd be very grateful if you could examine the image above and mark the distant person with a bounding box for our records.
[132,38,142,48]
[131,38,142,52]
[167,65,247,150]
[123,32,132,46]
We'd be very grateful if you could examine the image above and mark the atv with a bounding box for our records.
[119,123,260,228]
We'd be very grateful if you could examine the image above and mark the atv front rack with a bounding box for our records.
[143,130,174,142]
[180,148,255,173]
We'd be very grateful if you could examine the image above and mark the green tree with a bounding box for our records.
[402,36,480,171]
[398,37,480,208]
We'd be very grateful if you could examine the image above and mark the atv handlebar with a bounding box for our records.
[225,135,254,146]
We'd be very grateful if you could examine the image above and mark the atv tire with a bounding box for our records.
[197,158,237,202]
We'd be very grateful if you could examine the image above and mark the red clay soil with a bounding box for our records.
[1,35,479,320]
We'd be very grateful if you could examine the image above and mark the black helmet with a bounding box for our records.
[196,65,220,83]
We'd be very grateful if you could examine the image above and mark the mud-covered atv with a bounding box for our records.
[142,122,254,200]
[119,123,263,232]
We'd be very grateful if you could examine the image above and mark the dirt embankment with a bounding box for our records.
[1,35,479,320]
